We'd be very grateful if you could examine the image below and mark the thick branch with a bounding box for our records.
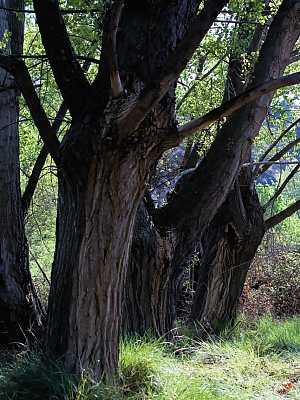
[0,56,60,164]
[157,0,300,230]
[107,0,124,98]
[118,0,228,134]
[263,164,300,211]
[177,72,300,140]
[32,0,91,116]
[265,199,300,229]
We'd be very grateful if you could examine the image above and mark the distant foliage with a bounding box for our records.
[241,242,300,318]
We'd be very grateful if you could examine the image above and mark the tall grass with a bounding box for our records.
[0,316,299,400]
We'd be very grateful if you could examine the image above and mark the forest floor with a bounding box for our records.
[0,316,299,399]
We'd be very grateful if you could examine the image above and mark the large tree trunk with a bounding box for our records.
[46,0,200,379]
[47,146,152,378]
[0,0,41,345]
[123,201,172,337]
[190,168,265,333]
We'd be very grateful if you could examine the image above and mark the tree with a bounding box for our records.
[1,0,300,379]
[0,0,41,345]
[189,0,300,332]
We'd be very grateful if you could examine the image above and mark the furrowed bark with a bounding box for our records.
[190,168,265,333]
[159,0,300,331]
[188,0,300,331]
[46,0,200,378]
[123,202,172,337]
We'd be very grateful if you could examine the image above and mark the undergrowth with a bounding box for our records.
[0,316,299,400]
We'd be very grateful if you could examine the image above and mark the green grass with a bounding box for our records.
[0,317,299,399]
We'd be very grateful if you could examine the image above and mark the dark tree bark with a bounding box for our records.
[123,201,172,337]
[188,0,300,332]
[0,0,41,345]
[158,0,300,331]
[41,0,207,378]
[2,0,300,381]
[190,168,265,333]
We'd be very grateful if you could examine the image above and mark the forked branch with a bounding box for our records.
[119,0,229,134]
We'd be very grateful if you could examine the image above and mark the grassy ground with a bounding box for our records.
[0,316,299,399]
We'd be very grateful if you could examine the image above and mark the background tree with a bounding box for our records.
[0,0,42,345]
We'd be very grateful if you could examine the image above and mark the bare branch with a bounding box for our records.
[265,199,300,229]
[11,53,101,64]
[22,59,92,214]
[255,116,300,168]
[257,136,300,175]
[106,0,124,98]
[0,56,60,164]
[32,0,91,116]
[0,6,102,14]
[177,72,300,140]
[177,55,226,110]
[243,161,300,167]
[22,103,68,214]
[28,249,51,286]
[263,164,300,211]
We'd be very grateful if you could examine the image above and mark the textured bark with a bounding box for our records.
[47,144,152,377]
[161,0,300,330]
[188,0,300,333]
[45,1,200,379]
[190,169,265,333]
[0,0,40,345]
[123,202,172,337]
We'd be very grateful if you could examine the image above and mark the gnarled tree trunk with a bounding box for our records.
[190,168,265,333]
[45,0,202,378]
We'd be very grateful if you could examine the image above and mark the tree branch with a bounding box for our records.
[22,102,68,214]
[177,72,300,140]
[32,0,91,116]
[0,56,60,164]
[257,136,300,175]
[106,0,124,98]
[0,6,103,14]
[265,199,300,229]
[243,161,300,167]
[177,55,225,110]
[22,58,92,214]
[263,164,300,211]
[118,0,229,134]
[255,116,300,170]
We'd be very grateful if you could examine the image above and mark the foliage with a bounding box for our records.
[242,244,300,318]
